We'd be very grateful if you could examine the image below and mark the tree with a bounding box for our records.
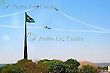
[0,59,80,73]
[51,64,65,73]
[37,59,66,73]
[79,65,98,73]
[64,59,80,73]
[0,59,41,73]
[37,59,80,73]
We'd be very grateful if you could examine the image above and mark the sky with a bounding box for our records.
[0,0,110,63]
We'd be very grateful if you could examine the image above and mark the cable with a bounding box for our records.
[52,28,110,33]
[0,25,43,28]
[0,9,33,18]
[0,6,110,33]
[0,25,109,33]
[57,11,110,32]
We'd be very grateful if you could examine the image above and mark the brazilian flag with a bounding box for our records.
[25,12,35,23]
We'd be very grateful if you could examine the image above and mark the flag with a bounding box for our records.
[25,12,35,23]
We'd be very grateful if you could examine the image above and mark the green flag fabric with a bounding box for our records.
[25,12,35,23]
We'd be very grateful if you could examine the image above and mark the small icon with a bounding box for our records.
[44,26,51,29]
[55,8,59,11]
[0,0,9,8]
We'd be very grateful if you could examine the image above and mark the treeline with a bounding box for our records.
[0,59,100,73]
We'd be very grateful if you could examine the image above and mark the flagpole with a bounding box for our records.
[24,12,28,59]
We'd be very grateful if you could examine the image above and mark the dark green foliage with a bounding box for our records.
[0,59,99,73]
[37,59,65,73]
[0,59,39,73]
[37,59,80,73]
[65,59,80,73]
[79,65,98,73]
[51,64,65,73]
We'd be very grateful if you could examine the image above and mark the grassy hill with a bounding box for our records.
[79,61,97,67]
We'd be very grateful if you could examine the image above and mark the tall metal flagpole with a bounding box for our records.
[24,12,28,59]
